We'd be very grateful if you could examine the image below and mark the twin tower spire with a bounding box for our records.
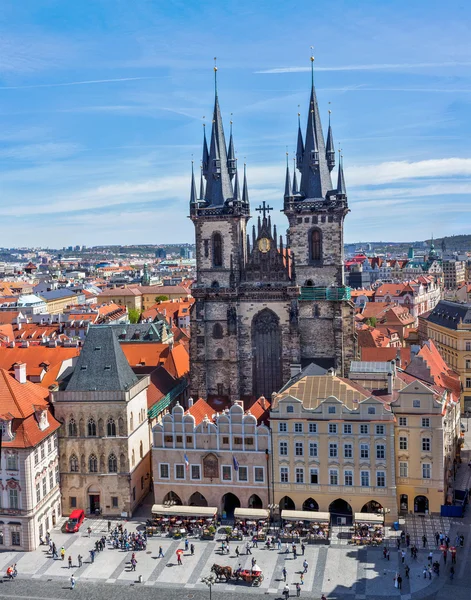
[190,56,347,211]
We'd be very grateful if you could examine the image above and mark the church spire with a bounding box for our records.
[227,118,237,179]
[284,152,292,198]
[299,53,333,199]
[326,109,335,172]
[199,165,205,200]
[202,124,209,176]
[204,60,234,206]
[296,111,304,171]
[292,157,298,194]
[233,161,240,200]
[336,151,347,198]
[242,162,249,205]
[189,161,198,205]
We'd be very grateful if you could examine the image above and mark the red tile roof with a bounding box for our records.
[0,346,80,380]
[186,398,214,425]
[164,344,190,379]
[360,347,411,368]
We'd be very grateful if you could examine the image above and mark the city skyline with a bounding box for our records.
[1,0,470,246]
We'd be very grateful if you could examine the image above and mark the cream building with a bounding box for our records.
[0,364,61,551]
[51,326,151,517]
[271,373,398,524]
[152,399,270,516]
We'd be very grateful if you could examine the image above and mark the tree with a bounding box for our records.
[128,308,141,324]
[365,316,377,328]
[155,295,169,303]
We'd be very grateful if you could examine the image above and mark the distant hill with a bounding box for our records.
[346,234,471,253]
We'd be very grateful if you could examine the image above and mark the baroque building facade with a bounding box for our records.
[190,60,356,402]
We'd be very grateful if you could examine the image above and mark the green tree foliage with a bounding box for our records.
[155,295,169,303]
[128,308,141,324]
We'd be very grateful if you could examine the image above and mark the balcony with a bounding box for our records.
[299,286,352,302]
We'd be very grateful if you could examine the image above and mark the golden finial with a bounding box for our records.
[214,56,217,72]
[310,46,315,62]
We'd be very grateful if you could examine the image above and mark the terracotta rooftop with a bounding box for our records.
[186,398,214,426]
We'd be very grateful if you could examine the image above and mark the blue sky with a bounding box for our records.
[1,0,470,247]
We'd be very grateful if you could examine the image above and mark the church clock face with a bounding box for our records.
[258,237,271,253]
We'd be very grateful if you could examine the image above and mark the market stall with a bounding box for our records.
[280,510,330,544]
[231,508,270,540]
[148,505,218,539]
[351,513,384,545]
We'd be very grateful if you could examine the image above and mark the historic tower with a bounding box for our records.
[190,59,355,403]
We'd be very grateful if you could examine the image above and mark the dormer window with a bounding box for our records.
[0,419,14,442]
[34,408,49,432]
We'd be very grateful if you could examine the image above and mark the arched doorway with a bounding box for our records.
[189,492,208,507]
[252,309,282,398]
[248,494,263,509]
[329,498,353,525]
[279,496,295,511]
[302,498,319,512]
[361,500,382,514]
[400,494,408,512]
[414,495,429,514]
[88,485,101,514]
[163,491,182,506]
[222,493,240,518]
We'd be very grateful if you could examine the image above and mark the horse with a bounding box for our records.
[211,563,233,581]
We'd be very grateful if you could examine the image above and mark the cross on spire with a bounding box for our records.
[255,201,273,220]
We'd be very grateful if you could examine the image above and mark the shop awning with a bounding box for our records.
[354,512,383,523]
[234,508,270,520]
[281,510,330,522]
[151,505,217,517]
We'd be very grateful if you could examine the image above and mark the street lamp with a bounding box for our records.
[201,574,217,600]
[268,503,280,531]
[465,411,469,432]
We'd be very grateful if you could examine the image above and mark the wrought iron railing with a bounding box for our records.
[299,286,352,301]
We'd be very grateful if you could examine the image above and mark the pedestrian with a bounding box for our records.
[158,546,164,558]
[300,572,304,585]
[405,565,410,578]
[277,538,282,550]
[87,526,92,537]
[177,553,182,566]
[397,575,402,590]
[235,545,239,557]
[435,532,440,546]
[296,582,301,597]
[406,533,410,547]
[428,567,432,580]
[251,557,256,568]
[303,560,308,574]
[423,566,428,579]
[459,535,464,547]
[285,543,290,554]
[253,536,258,548]
[386,550,390,561]
[451,552,456,565]
[185,539,189,551]
[78,554,82,568]
[282,566,287,582]
[246,542,252,555]
[401,550,405,563]
[90,550,95,563]
[321,596,327,600]
[428,551,433,564]
[383,547,387,559]
[68,556,72,569]
[396,538,401,549]
[108,521,111,532]
[293,545,297,559]
[443,550,447,564]
[422,535,427,548]
[190,543,195,556]
[301,543,305,556]
[450,566,455,580]
[70,575,76,590]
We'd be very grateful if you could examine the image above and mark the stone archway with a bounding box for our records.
[329,498,353,524]
[279,496,295,511]
[222,493,240,518]
[414,495,429,514]
[302,498,319,512]
[163,491,182,506]
[361,500,382,514]
[252,309,282,398]
[248,494,263,509]
[189,492,208,507]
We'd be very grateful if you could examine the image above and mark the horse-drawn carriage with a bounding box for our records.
[210,564,264,587]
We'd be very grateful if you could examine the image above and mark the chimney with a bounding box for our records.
[260,396,266,409]
[290,363,302,378]
[187,397,194,407]
[387,372,394,395]
[14,362,27,384]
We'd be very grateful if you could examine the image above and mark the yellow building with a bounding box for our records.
[39,289,80,314]
[138,285,191,310]
[270,373,398,524]
[97,288,142,311]
[424,300,471,412]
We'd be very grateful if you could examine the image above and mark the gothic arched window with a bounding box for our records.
[88,418,96,437]
[212,233,223,267]
[108,453,118,473]
[70,454,79,472]
[89,454,98,473]
[139,441,143,458]
[107,418,116,437]
[68,418,77,437]
[310,229,322,262]
[212,323,223,339]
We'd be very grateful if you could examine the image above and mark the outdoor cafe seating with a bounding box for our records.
[148,504,218,539]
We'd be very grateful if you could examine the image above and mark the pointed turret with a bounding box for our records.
[242,163,249,206]
[204,65,233,206]
[233,163,240,200]
[227,120,237,179]
[199,165,205,200]
[336,153,347,198]
[202,125,209,176]
[284,153,292,198]
[326,110,335,172]
[189,161,198,205]
[296,113,304,171]
[299,55,333,199]
[292,158,298,194]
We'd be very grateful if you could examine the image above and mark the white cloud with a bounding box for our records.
[0,77,158,90]
[0,142,82,161]
[256,61,471,74]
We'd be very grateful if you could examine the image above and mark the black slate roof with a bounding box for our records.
[426,300,471,330]
[66,325,139,392]
[108,321,169,343]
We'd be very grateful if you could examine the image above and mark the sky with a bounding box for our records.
[0,0,470,247]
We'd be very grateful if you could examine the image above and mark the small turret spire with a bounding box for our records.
[292,157,298,194]
[199,164,205,200]
[202,122,209,176]
[232,161,240,200]
[227,117,237,178]
[296,110,304,170]
[326,107,335,172]
[273,224,277,248]
[284,152,292,198]
[242,162,249,205]
[336,150,347,198]
[189,161,198,205]
[252,224,256,248]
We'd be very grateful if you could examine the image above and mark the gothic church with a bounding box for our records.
[189,59,356,403]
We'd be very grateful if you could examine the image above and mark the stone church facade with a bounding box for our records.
[190,60,356,403]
